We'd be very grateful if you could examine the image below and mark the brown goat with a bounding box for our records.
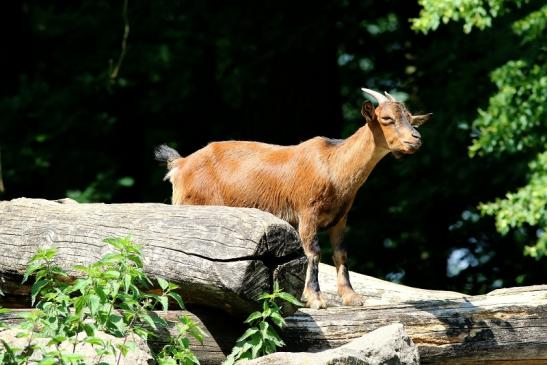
[156,88,431,309]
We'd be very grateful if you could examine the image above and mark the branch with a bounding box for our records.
[109,0,130,83]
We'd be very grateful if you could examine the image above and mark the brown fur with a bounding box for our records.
[160,98,431,309]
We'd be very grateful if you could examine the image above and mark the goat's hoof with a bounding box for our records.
[342,293,364,306]
[307,297,327,310]
[303,291,327,309]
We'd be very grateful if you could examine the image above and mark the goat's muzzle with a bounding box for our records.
[401,139,422,154]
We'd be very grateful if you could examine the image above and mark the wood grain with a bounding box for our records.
[0,198,306,314]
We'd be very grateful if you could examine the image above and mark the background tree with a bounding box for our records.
[413,0,547,259]
[0,0,545,295]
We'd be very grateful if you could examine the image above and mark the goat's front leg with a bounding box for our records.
[299,218,327,309]
[330,218,363,306]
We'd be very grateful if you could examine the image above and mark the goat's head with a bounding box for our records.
[361,88,431,157]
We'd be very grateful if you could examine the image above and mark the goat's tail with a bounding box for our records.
[155,144,181,165]
[155,145,182,181]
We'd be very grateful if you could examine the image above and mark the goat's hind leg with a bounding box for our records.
[330,218,363,306]
[299,219,327,309]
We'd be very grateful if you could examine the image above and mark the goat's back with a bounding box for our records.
[168,139,332,225]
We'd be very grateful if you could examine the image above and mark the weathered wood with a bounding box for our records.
[2,274,546,364]
[2,198,546,364]
[318,263,467,306]
[0,198,306,314]
[284,280,547,364]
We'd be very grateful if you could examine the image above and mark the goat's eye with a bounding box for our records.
[382,117,394,125]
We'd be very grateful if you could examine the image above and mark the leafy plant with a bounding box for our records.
[223,281,303,365]
[413,0,547,259]
[156,315,206,365]
[0,237,205,365]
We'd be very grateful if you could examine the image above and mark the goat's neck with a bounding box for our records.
[330,123,389,194]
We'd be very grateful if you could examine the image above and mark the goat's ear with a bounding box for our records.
[411,113,432,128]
[361,101,374,122]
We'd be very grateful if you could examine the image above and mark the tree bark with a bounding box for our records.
[282,265,547,364]
[3,281,546,365]
[0,198,306,315]
[1,198,545,364]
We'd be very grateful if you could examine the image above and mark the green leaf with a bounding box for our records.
[141,313,158,330]
[87,294,101,315]
[46,334,66,346]
[104,270,121,280]
[84,336,104,346]
[116,343,130,356]
[277,291,304,307]
[31,279,49,305]
[244,311,262,324]
[250,335,263,359]
[157,277,169,291]
[127,254,143,267]
[82,323,95,337]
[133,326,151,339]
[103,237,124,251]
[38,358,58,365]
[158,295,169,312]
[262,305,272,318]
[264,327,284,347]
[269,311,286,328]
[123,274,132,293]
[15,331,29,338]
[61,353,84,362]
[158,357,177,365]
[259,321,270,337]
[68,278,90,294]
[117,176,134,187]
[263,339,276,354]
[237,327,259,342]
[22,262,42,284]
[108,314,127,335]
[168,292,185,310]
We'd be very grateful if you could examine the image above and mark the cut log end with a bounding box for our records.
[0,198,306,315]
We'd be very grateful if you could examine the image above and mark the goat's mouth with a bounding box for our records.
[393,141,421,159]
[402,140,422,153]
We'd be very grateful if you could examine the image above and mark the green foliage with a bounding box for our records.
[411,0,528,33]
[223,281,303,365]
[512,5,547,43]
[3,0,546,297]
[414,1,547,258]
[479,152,547,258]
[0,237,204,365]
[66,173,135,203]
[469,59,546,156]
[156,316,206,365]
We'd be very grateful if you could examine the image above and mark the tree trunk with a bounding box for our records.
[1,198,545,364]
[282,265,547,364]
[4,281,546,365]
[0,198,306,315]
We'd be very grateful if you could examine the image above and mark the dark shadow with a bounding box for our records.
[403,297,515,361]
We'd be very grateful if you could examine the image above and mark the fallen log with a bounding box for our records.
[284,268,547,364]
[4,277,544,364]
[0,198,306,315]
[1,198,546,364]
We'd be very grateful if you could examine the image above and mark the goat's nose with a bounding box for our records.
[411,129,421,139]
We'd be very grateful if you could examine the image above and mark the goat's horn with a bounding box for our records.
[384,91,396,101]
[361,88,388,104]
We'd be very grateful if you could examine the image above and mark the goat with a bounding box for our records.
[156,88,431,309]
